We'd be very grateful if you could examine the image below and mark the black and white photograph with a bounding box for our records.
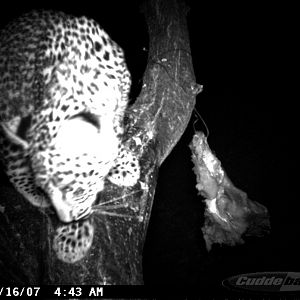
[0,0,295,298]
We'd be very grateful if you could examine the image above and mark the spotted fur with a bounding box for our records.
[53,218,94,263]
[108,145,140,187]
[0,10,140,223]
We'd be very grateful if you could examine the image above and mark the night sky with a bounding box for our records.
[0,0,296,294]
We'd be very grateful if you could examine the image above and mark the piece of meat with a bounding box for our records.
[190,131,270,251]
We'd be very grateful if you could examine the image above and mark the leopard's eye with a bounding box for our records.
[70,112,100,130]
[17,115,32,140]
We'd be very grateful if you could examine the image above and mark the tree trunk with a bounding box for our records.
[0,0,201,285]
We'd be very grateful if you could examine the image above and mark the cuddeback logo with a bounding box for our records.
[222,272,300,293]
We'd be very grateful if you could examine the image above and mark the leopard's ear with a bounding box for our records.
[1,121,29,150]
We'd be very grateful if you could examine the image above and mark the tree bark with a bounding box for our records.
[0,0,201,285]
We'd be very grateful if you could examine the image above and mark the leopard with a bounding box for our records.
[0,9,141,232]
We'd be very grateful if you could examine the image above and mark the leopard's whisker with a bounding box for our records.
[93,210,138,219]
[93,190,140,208]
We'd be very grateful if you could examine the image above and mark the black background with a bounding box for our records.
[0,0,296,295]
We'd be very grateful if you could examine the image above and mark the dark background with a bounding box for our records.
[0,0,296,294]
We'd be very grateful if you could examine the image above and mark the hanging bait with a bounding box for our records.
[190,131,270,251]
